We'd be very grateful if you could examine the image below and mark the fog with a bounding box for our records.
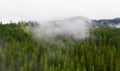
[0,0,119,39]
[30,16,92,40]
[109,24,120,28]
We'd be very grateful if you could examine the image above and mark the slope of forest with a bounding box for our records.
[93,18,120,27]
[0,22,120,71]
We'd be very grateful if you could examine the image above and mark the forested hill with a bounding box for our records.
[93,18,120,27]
[0,22,120,71]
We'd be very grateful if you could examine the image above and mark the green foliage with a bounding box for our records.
[0,23,120,71]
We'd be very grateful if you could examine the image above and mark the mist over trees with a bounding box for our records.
[0,21,120,71]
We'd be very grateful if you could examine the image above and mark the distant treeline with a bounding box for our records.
[93,18,120,27]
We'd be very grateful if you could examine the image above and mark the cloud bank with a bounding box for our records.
[29,16,92,40]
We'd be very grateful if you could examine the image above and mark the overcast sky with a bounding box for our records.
[0,0,120,23]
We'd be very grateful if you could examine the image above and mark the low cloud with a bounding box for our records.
[29,16,92,40]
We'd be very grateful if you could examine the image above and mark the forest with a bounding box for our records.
[0,22,120,71]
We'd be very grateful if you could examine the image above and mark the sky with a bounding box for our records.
[0,0,120,23]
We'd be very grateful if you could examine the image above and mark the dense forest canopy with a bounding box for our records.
[0,22,120,71]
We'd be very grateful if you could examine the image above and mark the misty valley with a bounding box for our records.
[0,17,120,71]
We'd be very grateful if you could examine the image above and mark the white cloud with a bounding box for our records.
[31,16,92,40]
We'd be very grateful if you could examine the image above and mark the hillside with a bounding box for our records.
[93,18,120,27]
[0,21,120,71]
